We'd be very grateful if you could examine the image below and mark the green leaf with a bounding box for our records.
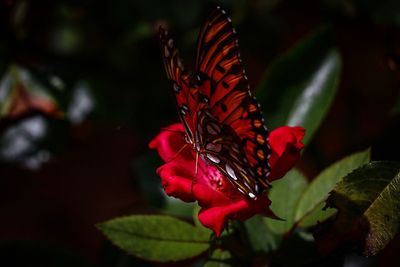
[256,27,341,145]
[192,203,203,227]
[244,215,282,252]
[161,197,197,218]
[265,169,308,234]
[97,215,211,262]
[297,202,336,228]
[285,49,341,145]
[294,149,371,222]
[317,162,400,256]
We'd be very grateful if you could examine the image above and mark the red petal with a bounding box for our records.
[155,149,235,206]
[149,123,186,162]
[268,126,305,181]
[192,180,231,208]
[157,159,234,206]
[157,163,196,202]
[198,195,273,237]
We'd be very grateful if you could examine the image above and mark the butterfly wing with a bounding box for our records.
[195,7,271,191]
[159,27,198,141]
[197,109,261,198]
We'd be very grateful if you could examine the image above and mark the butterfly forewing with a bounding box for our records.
[195,7,272,189]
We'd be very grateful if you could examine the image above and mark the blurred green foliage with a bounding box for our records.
[97,215,211,262]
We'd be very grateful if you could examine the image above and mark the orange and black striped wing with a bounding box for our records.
[159,27,198,141]
[194,7,271,190]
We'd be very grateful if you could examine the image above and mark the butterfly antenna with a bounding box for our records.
[190,151,200,195]
[160,127,185,134]
[166,143,189,163]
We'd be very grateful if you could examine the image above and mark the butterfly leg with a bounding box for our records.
[191,152,200,194]
[165,143,189,163]
[195,151,199,176]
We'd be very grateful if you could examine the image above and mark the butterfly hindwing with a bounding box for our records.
[159,27,198,141]
[197,110,260,198]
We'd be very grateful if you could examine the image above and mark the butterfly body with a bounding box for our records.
[160,7,271,199]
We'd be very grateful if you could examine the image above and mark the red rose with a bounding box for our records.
[149,123,305,236]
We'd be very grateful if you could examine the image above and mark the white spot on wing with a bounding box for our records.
[173,83,180,93]
[248,192,256,199]
[207,154,220,164]
[226,164,237,180]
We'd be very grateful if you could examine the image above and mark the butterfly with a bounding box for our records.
[159,6,271,199]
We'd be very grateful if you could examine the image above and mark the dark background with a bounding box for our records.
[0,0,399,266]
